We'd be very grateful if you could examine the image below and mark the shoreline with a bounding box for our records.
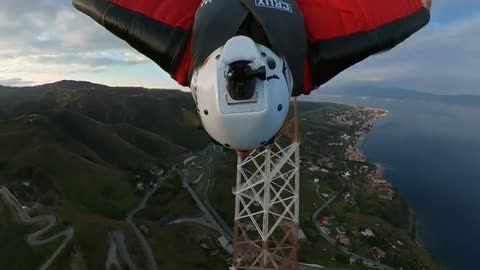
[353,107,421,244]
[354,107,389,158]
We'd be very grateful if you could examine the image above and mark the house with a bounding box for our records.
[368,174,390,187]
[316,156,331,166]
[217,236,234,254]
[360,165,370,173]
[377,187,395,200]
[372,247,386,261]
[314,178,320,183]
[21,180,31,188]
[321,216,331,226]
[309,165,320,172]
[136,182,145,191]
[325,162,335,169]
[342,171,351,179]
[368,174,395,200]
[335,226,347,235]
[335,235,352,248]
[320,168,329,173]
[360,229,375,237]
[321,193,330,198]
[350,256,362,265]
[319,226,331,236]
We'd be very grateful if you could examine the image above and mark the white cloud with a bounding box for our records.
[0,0,151,86]
[0,0,478,94]
[0,77,36,87]
[328,13,480,94]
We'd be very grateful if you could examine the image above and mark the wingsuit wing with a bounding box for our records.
[298,0,431,93]
[72,0,202,86]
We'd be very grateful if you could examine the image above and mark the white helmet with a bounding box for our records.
[190,36,293,151]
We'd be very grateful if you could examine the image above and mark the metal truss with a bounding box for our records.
[233,98,301,270]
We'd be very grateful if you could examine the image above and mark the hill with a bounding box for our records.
[0,80,443,270]
[0,80,210,269]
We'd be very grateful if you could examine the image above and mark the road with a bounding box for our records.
[179,168,234,242]
[311,189,342,225]
[309,182,395,270]
[106,232,123,270]
[180,146,343,270]
[126,170,167,270]
[0,186,74,270]
[169,216,215,230]
[110,230,140,270]
[180,145,234,242]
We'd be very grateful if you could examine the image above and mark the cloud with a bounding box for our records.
[0,0,479,93]
[0,0,151,86]
[328,11,480,95]
[0,77,36,87]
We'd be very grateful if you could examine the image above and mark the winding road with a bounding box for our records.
[0,186,74,270]
[126,170,168,270]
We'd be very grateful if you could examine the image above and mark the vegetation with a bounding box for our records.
[137,173,200,220]
[0,200,67,270]
[0,81,443,270]
[149,224,229,270]
[0,81,209,269]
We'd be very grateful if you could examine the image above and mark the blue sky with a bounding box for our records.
[0,0,479,95]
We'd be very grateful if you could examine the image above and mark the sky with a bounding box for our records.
[0,0,479,95]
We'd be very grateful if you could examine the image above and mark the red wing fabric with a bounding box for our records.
[297,0,430,94]
[72,0,201,86]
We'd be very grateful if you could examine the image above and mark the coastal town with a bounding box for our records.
[296,104,439,270]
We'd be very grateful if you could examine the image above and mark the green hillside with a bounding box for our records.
[0,81,211,269]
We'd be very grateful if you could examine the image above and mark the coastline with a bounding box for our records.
[354,108,420,244]
[353,107,389,161]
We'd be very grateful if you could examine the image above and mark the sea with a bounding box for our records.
[303,94,480,270]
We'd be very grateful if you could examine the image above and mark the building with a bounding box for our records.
[217,236,234,254]
[368,175,395,200]
[377,187,395,200]
[316,156,331,166]
[350,256,362,265]
[21,180,31,188]
[368,174,390,187]
[336,235,352,248]
[336,226,347,235]
[321,216,331,226]
[319,226,331,236]
[360,229,375,237]
[361,165,370,173]
[372,247,386,261]
[325,162,335,169]
[342,171,351,179]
